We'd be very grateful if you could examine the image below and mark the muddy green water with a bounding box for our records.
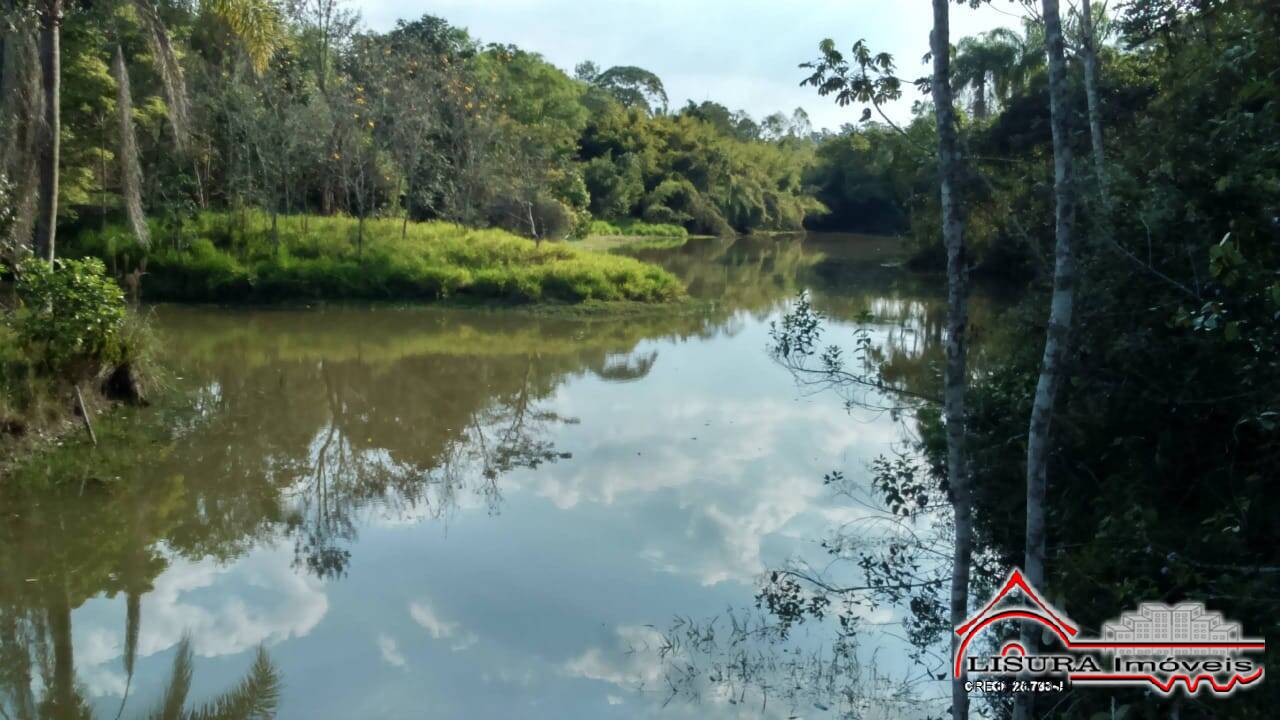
[2,234,995,719]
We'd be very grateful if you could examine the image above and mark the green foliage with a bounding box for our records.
[804,124,923,234]
[937,3,1280,716]
[0,257,149,444]
[74,212,684,304]
[15,4,846,253]
[778,5,1280,716]
[589,65,668,114]
[12,257,127,371]
[582,153,645,219]
[578,97,825,235]
[0,172,13,254]
[586,219,688,239]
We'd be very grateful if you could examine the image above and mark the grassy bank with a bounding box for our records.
[585,220,688,240]
[577,235,691,254]
[1,258,153,470]
[74,212,684,304]
[579,220,694,255]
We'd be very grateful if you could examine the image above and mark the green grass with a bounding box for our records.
[577,234,690,254]
[586,219,689,240]
[73,212,685,305]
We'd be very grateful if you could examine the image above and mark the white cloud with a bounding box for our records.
[511,391,892,587]
[377,633,408,668]
[141,548,329,658]
[409,600,458,639]
[352,0,1028,129]
[562,625,667,689]
[72,543,329,698]
[409,599,479,651]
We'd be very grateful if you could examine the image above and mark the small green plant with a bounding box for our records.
[13,257,128,371]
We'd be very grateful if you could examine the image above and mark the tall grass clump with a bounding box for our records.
[73,212,684,304]
[586,219,689,239]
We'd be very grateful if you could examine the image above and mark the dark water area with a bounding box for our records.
[1,234,1007,719]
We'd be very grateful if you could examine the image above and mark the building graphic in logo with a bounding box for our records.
[1103,603,1243,652]
[953,569,1266,696]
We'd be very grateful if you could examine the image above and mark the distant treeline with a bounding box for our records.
[0,4,916,246]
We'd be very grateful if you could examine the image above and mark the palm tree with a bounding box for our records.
[952,29,1022,120]
[145,637,281,720]
[1004,20,1048,99]
[1,623,281,720]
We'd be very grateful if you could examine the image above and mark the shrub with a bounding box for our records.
[587,219,688,239]
[588,220,623,236]
[13,257,127,371]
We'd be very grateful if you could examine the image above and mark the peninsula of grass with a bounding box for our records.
[72,212,684,305]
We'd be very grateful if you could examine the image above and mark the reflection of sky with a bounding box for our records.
[74,307,935,719]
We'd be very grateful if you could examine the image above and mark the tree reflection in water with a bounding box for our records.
[0,472,281,720]
[0,232,962,718]
[1,300,706,718]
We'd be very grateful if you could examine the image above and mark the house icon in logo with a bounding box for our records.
[954,568,1267,696]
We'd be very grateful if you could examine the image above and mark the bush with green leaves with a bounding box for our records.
[587,219,688,239]
[13,257,128,371]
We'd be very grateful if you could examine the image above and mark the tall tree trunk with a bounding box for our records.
[1016,1,1078,718]
[0,610,37,719]
[932,2,972,719]
[401,177,410,238]
[1081,0,1108,198]
[2,32,44,252]
[48,580,75,718]
[112,45,150,248]
[973,76,988,120]
[35,0,61,261]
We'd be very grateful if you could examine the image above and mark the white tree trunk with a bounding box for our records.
[1081,0,1108,198]
[1017,1,1078,718]
[35,0,61,260]
[931,2,972,718]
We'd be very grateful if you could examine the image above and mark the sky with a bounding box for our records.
[353,0,1030,131]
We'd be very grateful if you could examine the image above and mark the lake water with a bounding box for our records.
[1,234,985,719]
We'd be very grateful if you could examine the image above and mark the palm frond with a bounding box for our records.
[110,45,151,248]
[147,636,193,720]
[112,591,141,720]
[132,0,192,151]
[203,0,286,76]
[183,646,281,720]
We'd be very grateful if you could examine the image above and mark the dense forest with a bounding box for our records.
[760,1,1280,719]
[0,1,836,248]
